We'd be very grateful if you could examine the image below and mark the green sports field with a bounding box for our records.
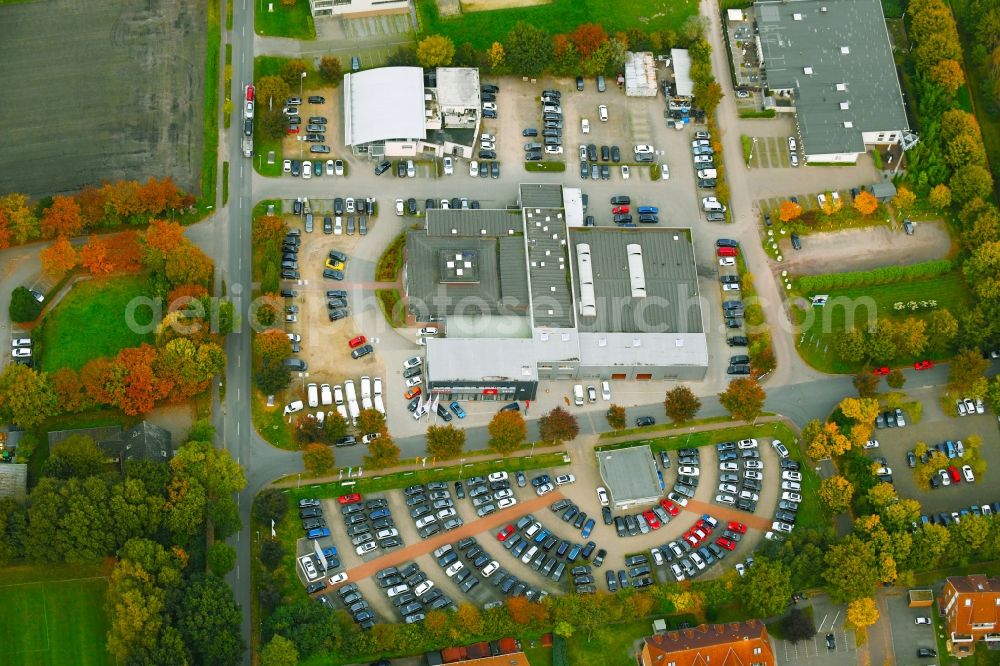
[0,565,112,666]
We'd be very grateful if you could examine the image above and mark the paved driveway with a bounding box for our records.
[882,589,938,664]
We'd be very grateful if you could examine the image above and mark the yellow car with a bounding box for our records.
[325,258,345,271]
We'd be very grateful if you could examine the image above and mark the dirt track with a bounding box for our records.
[0,0,206,197]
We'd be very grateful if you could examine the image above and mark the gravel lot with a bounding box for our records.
[0,0,206,196]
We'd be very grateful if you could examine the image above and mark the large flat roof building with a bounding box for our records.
[309,0,409,19]
[753,0,911,163]
[343,66,481,159]
[404,184,708,404]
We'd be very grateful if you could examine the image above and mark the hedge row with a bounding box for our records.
[798,259,953,292]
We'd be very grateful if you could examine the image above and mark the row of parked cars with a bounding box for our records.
[404,481,466,539]
[495,506,602,592]
[338,493,404,556]
[921,502,997,528]
[606,194,660,227]
[376,561,456,624]
[328,581,377,630]
[527,89,564,161]
[663,514,737,582]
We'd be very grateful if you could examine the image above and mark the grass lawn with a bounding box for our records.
[252,389,295,450]
[794,272,971,373]
[255,0,315,39]
[416,0,698,50]
[598,422,827,530]
[0,563,112,666]
[38,275,158,373]
[524,645,553,666]
[198,0,220,213]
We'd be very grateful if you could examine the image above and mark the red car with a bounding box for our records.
[872,366,890,376]
[612,205,629,214]
[338,493,362,505]
[717,537,737,551]
[246,83,255,102]
[914,360,934,370]
[947,466,961,483]
[694,519,714,534]
[717,246,738,257]
[727,521,747,534]
[348,335,367,349]
[286,127,300,134]
[496,524,515,541]
[643,510,661,530]
[659,498,680,516]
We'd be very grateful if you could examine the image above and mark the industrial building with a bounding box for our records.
[753,0,913,163]
[342,66,482,159]
[403,184,708,404]
[309,0,409,19]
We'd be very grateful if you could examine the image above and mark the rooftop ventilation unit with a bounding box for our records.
[575,243,596,317]
[793,13,803,20]
[626,243,647,298]
[836,83,847,91]
[840,46,849,54]
[803,66,813,75]
[839,101,850,110]
[843,121,854,128]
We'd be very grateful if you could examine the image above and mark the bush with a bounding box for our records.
[797,260,953,293]
[9,286,43,322]
[375,232,405,281]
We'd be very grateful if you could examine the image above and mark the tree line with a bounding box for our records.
[0,177,192,249]
[0,421,245,665]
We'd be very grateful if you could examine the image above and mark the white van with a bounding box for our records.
[307,383,319,408]
[702,198,726,212]
[333,385,344,406]
[360,376,371,399]
[320,383,333,406]
[344,379,357,404]
[573,384,584,406]
[406,160,415,178]
[696,168,717,179]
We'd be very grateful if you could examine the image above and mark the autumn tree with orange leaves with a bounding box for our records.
[569,23,608,58]
[40,236,79,280]
[779,200,803,223]
[50,367,91,413]
[41,195,84,239]
[79,237,115,276]
[853,191,878,216]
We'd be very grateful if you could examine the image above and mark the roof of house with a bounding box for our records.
[0,464,28,499]
[443,653,529,666]
[641,620,775,666]
[343,67,427,146]
[670,49,694,97]
[119,421,173,462]
[945,575,1000,631]
[754,0,908,156]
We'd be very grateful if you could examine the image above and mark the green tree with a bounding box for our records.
[264,601,337,658]
[363,435,401,469]
[738,557,792,617]
[322,410,348,442]
[951,165,995,203]
[255,357,291,394]
[853,370,880,398]
[554,620,574,638]
[260,538,284,569]
[948,348,989,394]
[8,286,43,322]
[823,536,880,602]
[818,475,854,515]
[208,495,242,539]
[176,574,246,666]
[0,363,58,429]
[207,542,237,577]
[44,434,106,479]
[782,607,817,643]
[302,444,334,476]
[986,375,1000,412]
[357,408,386,436]
[924,309,958,354]
[280,59,308,86]
[318,56,342,84]
[503,22,553,76]
[846,597,880,633]
[835,328,867,363]
[260,635,299,666]
[416,35,456,67]
[606,404,627,430]
[170,440,246,501]
[886,368,906,389]
[487,410,527,453]
[718,377,766,422]
[425,424,465,458]
[664,385,701,424]
[538,406,579,443]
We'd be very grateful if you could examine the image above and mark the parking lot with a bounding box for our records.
[863,412,1000,516]
[773,594,857,666]
[883,591,939,664]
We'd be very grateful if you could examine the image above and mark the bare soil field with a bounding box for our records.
[0,0,206,197]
